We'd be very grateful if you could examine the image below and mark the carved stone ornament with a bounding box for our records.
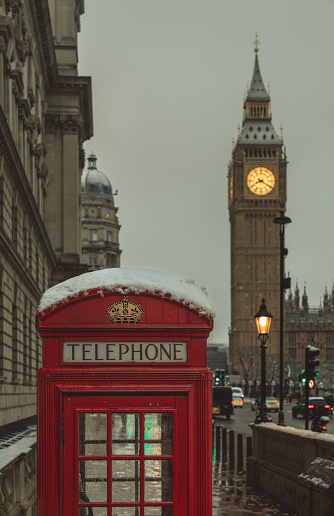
[60,114,83,136]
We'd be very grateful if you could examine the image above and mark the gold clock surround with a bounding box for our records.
[247,167,275,196]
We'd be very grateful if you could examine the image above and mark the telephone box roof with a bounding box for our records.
[37,268,215,318]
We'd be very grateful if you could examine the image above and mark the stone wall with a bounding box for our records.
[0,437,36,516]
[248,423,334,516]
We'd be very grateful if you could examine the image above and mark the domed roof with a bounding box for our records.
[81,152,113,198]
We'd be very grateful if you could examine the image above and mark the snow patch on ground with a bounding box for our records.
[37,267,215,318]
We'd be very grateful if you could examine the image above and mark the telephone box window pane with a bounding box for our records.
[79,509,107,516]
[144,460,173,502]
[111,509,139,515]
[145,509,173,516]
[79,460,107,503]
[79,413,107,456]
[144,413,173,456]
[112,413,140,455]
[112,460,140,503]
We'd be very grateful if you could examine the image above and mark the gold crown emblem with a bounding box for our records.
[106,296,144,324]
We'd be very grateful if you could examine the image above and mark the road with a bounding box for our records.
[213,398,334,435]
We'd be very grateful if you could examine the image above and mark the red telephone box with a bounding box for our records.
[36,268,214,516]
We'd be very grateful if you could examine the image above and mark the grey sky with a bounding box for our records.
[78,0,334,343]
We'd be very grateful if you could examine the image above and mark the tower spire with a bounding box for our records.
[254,33,260,53]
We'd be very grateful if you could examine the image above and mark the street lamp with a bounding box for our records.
[273,207,292,426]
[254,298,273,424]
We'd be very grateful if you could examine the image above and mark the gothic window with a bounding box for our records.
[271,135,274,140]
[307,334,315,343]
[249,126,253,131]
[263,135,266,140]
[254,134,257,139]
[326,334,333,344]
[289,333,296,343]
[326,348,333,361]
[107,231,113,243]
[273,150,276,157]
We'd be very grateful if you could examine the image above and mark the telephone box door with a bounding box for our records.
[63,395,188,516]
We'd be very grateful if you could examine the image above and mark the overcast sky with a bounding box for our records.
[78,0,334,344]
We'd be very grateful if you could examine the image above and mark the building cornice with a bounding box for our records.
[33,0,58,86]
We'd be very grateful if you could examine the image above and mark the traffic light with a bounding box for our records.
[306,345,320,382]
[299,371,307,384]
[214,369,226,386]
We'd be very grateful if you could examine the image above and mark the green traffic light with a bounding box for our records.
[215,377,220,382]
[301,377,306,384]
[315,370,320,377]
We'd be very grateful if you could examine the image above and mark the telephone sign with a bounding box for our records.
[36,268,214,516]
[63,341,187,363]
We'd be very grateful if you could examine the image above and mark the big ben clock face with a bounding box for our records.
[247,167,275,196]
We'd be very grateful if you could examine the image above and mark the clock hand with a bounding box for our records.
[255,179,273,189]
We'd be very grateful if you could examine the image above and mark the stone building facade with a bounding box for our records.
[228,43,287,374]
[81,152,121,271]
[285,283,334,382]
[0,0,92,427]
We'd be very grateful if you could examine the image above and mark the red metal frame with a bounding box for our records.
[37,290,213,515]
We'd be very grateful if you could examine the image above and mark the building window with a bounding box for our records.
[307,334,315,343]
[288,348,296,361]
[326,334,333,344]
[89,229,98,242]
[289,333,296,343]
[107,231,113,243]
[326,348,333,361]
[89,252,98,265]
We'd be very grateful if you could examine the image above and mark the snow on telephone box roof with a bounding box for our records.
[37,267,216,318]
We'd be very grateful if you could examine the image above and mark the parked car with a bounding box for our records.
[231,387,244,398]
[251,396,280,412]
[292,397,330,419]
[231,388,244,408]
[212,386,234,419]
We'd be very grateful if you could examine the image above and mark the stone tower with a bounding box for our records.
[81,153,122,270]
[228,40,287,375]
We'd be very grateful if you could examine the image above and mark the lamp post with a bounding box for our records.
[254,298,273,424]
[273,207,292,426]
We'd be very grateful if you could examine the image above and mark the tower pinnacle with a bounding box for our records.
[254,33,260,53]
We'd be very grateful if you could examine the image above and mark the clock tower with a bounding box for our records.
[228,41,287,375]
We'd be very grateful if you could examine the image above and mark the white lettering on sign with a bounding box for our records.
[63,342,187,363]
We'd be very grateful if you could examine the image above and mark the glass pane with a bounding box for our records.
[144,414,173,456]
[144,509,173,516]
[79,460,107,503]
[79,413,107,456]
[112,414,140,455]
[112,460,140,503]
[112,509,139,515]
[79,509,107,516]
[144,460,173,502]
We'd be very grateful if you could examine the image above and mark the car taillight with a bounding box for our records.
[231,400,234,404]
[276,402,279,405]
[308,405,314,409]
[322,426,327,430]
[324,405,330,409]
